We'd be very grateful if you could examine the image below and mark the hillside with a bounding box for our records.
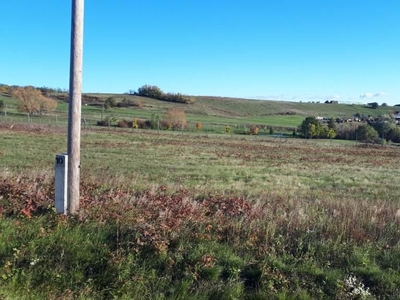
[1,91,397,128]
[51,92,395,117]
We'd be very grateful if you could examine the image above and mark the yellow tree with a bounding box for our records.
[11,86,57,116]
[0,84,9,93]
[37,96,57,116]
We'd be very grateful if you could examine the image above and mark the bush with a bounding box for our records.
[141,119,153,129]
[117,98,143,108]
[164,93,195,104]
[135,85,195,104]
[150,114,159,129]
[97,117,115,127]
[118,119,133,128]
[249,125,259,135]
[367,102,379,109]
[104,97,117,110]
[133,99,143,108]
[133,118,139,129]
[137,85,164,99]
[336,123,357,140]
[269,127,274,135]
[161,108,187,130]
[386,127,400,143]
[357,124,379,142]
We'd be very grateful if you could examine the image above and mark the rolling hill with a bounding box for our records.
[1,90,397,129]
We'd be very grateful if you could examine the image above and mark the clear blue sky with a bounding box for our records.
[1,0,399,105]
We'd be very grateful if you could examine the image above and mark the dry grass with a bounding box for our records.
[1,123,400,298]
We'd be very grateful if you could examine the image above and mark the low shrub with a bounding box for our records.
[118,119,133,128]
[97,117,113,126]
[249,125,259,135]
[161,108,187,130]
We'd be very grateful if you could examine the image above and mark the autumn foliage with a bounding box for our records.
[161,108,187,130]
[11,86,57,116]
[249,125,259,135]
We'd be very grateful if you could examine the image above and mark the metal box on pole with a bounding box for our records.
[55,153,68,214]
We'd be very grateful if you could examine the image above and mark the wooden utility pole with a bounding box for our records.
[67,0,84,214]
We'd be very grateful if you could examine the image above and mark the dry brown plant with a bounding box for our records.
[162,108,187,130]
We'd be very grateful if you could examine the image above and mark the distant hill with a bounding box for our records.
[48,92,396,118]
[1,91,397,128]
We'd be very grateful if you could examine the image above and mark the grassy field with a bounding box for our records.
[1,122,400,299]
[1,91,397,131]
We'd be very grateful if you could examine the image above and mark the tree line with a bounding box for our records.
[128,85,195,104]
[299,115,400,143]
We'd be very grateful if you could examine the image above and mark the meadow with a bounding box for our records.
[1,121,400,299]
[1,91,396,131]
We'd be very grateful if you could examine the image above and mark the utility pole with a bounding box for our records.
[67,0,84,214]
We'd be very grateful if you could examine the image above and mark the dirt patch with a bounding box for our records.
[0,122,67,135]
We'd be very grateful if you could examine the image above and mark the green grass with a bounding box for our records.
[1,91,397,130]
[1,99,400,299]
[1,125,400,199]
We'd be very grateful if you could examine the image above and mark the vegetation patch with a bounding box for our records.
[1,124,400,299]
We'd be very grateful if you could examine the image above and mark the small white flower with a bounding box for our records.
[30,258,39,266]
[344,275,371,298]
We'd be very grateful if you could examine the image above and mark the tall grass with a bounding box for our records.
[1,123,400,299]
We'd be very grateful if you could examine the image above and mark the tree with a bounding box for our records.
[0,84,9,93]
[135,85,195,104]
[0,100,4,113]
[11,86,57,116]
[12,86,38,116]
[162,108,187,130]
[137,85,164,99]
[300,117,323,139]
[37,97,57,116]
[387,127,400,143]
[356,125,379,142]
[327,118,336,131]
[104,97,117,110]
[367,102,379,109]
[327,128,337,139]
[369,115,396,140]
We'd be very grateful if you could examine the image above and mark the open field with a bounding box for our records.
[1,123,400,199]
[1,91,397,131]
[1,123,400,299]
